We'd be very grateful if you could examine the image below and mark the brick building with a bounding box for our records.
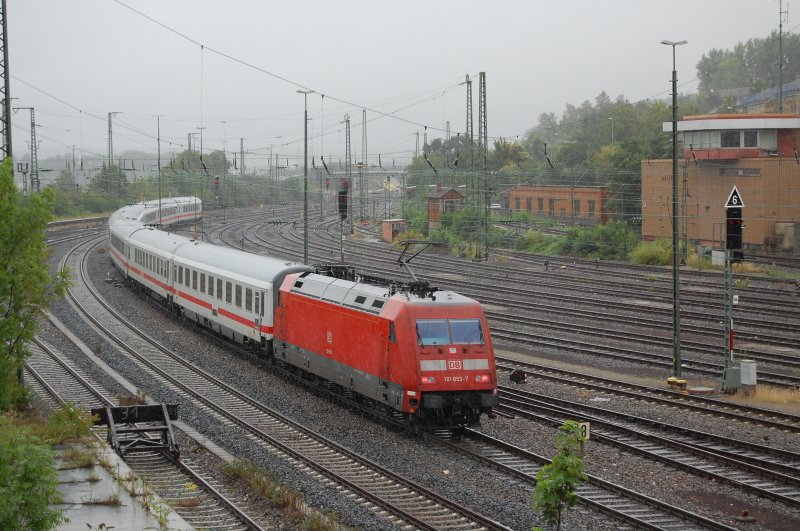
[427,184,464,230]
[507,185,609,225]
[641,113,800,252]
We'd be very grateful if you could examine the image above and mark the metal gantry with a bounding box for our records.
[15,107,39,193]
[0,0,11,161]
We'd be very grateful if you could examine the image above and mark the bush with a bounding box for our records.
[0,414,66,530]
[629,239,672,265]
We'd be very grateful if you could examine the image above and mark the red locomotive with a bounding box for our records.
[273,267,498,426]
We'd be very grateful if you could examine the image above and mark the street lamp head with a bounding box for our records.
[297,89,315,95]
[660,39,687,46]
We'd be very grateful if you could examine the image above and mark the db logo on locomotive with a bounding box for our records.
[448,360,462,370]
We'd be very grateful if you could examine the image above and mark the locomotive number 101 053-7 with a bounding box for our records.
[443,375,469,383]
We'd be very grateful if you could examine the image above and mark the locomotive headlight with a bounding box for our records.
[421,376,436,384]
[475,374,491,383]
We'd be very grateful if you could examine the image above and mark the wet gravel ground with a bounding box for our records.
[39,238,800,531]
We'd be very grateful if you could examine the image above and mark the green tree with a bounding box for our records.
[533,420,588,531]
[0,415,66,530]
[0,159,69,409]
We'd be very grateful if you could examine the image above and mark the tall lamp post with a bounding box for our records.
[661,39,687,378]
[297,89,315,264]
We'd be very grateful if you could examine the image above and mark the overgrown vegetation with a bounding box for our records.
[0,405,95,530]
[515,221,639,261]
[533,421,588,531]
[222,458,342,530]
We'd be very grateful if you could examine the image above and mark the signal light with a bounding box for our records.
[337,190,348,219]
[421,376,436,384]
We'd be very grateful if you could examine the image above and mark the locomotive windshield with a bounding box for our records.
[416,319,484,346]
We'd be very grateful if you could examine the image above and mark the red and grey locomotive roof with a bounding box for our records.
[286,271,479,315]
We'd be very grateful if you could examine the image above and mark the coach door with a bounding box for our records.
[254,291,261,333]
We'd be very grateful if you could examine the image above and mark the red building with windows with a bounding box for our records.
[507,185,609,225]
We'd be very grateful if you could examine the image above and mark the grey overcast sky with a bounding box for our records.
[8,0,786,169]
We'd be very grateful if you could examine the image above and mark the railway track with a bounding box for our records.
[494,358,800,433]
[64,236,512,530]
[437,429,737,531]
[497,386,800,508]
[24,336,262,531]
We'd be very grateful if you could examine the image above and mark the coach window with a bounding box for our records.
[200,273,206,293]
[235,285,242,308]
[192,270,197,290]
[217,279,223,300]
[208,276,214,297]
[185,269,191,288]
[245,288,252,312]
[226,281,232,304]
[178,266,183,285]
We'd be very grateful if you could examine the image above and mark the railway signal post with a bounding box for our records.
[722,186,744,392]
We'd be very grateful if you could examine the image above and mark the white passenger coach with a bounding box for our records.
[108,197,306,349]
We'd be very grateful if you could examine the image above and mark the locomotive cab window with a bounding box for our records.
[416,318,484,346]
[450,319,484,344]
[416,320,450,346]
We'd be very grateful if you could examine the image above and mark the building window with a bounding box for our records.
[525,197,532,212]
[514,197,520,210]
[588,200,596,217]
[721,130,740,148]
[537,197,544,214]
[548,198,557,216]
[743,130,757,147]
[573,199,580,217]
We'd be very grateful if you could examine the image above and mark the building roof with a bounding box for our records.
[427,186,463,200]
[663,113,800,132]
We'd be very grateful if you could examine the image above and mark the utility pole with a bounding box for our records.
[108,112,120,168]
[779,0,788,112]
[297,89,314,263]
[15,108,39,192]
[344,114,352,234]
[661,39,687,378]
[154,115,164,224]
[240,137,245,177]
[0,0,11,161]
[478,71,488,260]
[361,108,367,221]
[462,74,473,170]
